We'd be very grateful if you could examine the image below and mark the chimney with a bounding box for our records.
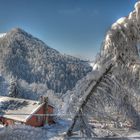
[44,97,49,124]
[40,96,48,103]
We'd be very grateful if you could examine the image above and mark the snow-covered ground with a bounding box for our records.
[0,119,71,140]
[1,118,140,139]
[0,124,4,129]
[128,132,140,139]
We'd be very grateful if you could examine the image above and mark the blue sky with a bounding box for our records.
[0,0,137,60]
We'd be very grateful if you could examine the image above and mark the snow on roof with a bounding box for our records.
[0,96,45,122]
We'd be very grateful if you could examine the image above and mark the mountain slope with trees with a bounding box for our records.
[0,28,92,99]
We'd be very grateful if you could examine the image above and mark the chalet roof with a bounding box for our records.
[0,96,47,122]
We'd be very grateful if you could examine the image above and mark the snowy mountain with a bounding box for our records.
[0,28,92,99]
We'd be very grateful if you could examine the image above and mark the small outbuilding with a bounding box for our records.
[0,96,54,127]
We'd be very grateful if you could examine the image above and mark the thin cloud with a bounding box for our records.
[90,9,99,16]
[58,8,81,15]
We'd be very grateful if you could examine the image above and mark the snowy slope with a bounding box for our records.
[0,28,92,100]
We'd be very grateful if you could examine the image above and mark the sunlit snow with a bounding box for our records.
[0,33,6,38]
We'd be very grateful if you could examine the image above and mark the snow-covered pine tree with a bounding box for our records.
[65,1,140,137]
[8,78,20,98]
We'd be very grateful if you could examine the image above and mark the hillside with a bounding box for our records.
[0,28,92,99]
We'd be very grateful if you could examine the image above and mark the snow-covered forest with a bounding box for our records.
[1,2,140,139]
[63,1,140,138]
[0,28,92,98]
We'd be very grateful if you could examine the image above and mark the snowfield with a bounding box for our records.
[0,120,70,140]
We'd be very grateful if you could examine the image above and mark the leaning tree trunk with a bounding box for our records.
[66,64,113,136]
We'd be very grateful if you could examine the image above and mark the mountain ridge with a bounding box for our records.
[0,27,92,98]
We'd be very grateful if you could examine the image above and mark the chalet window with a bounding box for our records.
[36,116,43,123]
